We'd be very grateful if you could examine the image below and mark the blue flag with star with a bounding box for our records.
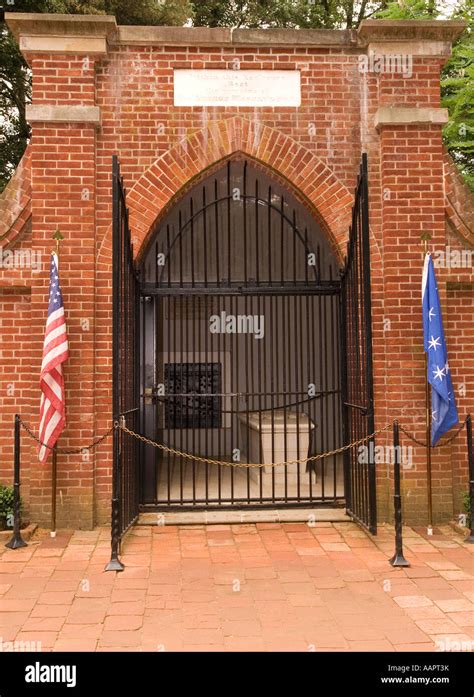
[422,253,458,445]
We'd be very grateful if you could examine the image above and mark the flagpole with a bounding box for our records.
[50,229,63,539]
[425,350,433,535]
[422,234,433,536]
[51,446,57,538]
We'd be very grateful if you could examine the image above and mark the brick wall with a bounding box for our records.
[28,119,97,528]
[1,16,472,529]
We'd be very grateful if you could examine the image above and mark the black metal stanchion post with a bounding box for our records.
[105,424,124,571]
[389,420,410,567]
[466,414,474,544]
[6,415,27,549]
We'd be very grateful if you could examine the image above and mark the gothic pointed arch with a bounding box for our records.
[97,117,355,269]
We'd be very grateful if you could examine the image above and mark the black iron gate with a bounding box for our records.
[107,153,376,537]
[107,155,140,571]
[340,154,376,533]
[139,158,345,510]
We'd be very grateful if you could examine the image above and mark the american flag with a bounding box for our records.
[38,252,69,462]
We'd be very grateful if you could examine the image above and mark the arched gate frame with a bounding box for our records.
[110,154,376,551]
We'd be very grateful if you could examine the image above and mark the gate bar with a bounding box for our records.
[106,154,140,570]
[105,155,124,572]
[361,153,376,533]
[140,284,341,296]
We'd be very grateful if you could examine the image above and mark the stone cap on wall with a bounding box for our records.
[6,12,117,56]
[26,104,101,126]
[5,13,466,51]
[357,19,466,44]
[119,25,356,47]
[375,107,449,129]
[5,12,118,41]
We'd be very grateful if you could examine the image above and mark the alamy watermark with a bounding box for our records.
[435,636,474,652]
[209,311,264,340]
[0,247,42,272]
[0,637,42,652]
[359,53,413,78]
[25,662,76,688]
[432,246,473,269]
[358,442,413,468]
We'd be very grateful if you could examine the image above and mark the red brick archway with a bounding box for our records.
[97,116,355,267]
[94,117,357,522]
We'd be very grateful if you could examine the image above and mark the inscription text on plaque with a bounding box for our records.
[174,70,301,107]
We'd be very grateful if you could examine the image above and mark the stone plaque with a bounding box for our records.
[174,70,301,107]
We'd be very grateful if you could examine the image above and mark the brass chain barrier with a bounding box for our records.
[117,421,394,469]
[399,417,467,449]
[16,414,468,466]
[19,418,114,454]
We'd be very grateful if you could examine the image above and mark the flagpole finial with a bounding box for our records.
[52,228,64,257]
[420,232,432,254]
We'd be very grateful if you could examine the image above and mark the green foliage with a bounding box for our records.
[441,3,474,191]
[375,0,438,20]
[2,0,193,25]
[377,1,473,190]
[0,23,30,191]
[0,1,193,191]
[0,484,16,529]
[191,1,385,30]
[103,0,193,26]
[463,490,471,529]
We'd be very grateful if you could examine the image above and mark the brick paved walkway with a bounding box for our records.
[0,522,472,652]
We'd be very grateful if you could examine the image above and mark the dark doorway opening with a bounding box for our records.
[138,157,344,510]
